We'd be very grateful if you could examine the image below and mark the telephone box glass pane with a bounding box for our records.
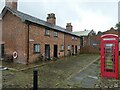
[104,44,115,72]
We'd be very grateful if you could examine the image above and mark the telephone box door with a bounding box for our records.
[101,34,119,79]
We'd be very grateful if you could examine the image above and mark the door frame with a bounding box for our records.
[0,44,4,59]
[45,44,50,60]
[54,45,58,58]
[75,45,77,54]
[72,45,74,55]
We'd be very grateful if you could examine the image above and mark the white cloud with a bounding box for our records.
[0,0,118,33]
[9,0,120,2]
[73,9,115,32]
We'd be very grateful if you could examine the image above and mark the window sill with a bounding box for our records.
[45,34,50,37]
[33,52,40,54]
[60,50,64,52]
[54,36,58,38]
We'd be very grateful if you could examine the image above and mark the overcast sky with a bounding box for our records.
[0,0,120,33]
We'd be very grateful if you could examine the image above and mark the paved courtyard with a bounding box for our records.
[1,54,120,89]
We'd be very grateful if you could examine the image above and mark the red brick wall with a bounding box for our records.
[29,24,65,63]
[65,34,80,56]
[29,24,80,63]
[80,35,100,54]
[83,36,90,46]
[2,11,28,64]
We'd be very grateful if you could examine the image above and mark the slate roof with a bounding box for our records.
[1,6,80,37]
[73,30,93,36]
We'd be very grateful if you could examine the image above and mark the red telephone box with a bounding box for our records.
[100,34,119,79]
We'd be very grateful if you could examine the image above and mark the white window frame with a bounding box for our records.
[34,44,40,53]
[77,45,80,49]
[75,37,78,41]
[68,45,71,50]
[45,29,50,36]
[61,45,64,51]
[54,31,58,37]
[72,36,74,40]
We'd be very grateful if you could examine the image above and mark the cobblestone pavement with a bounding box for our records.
[67,60,100,88]
[67,59,120,89]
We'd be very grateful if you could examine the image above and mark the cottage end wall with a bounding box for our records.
[2,11,27,64]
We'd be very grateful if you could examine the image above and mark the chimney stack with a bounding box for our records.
[5,0,18,10]
[47,13,56,25]
[66,23,73,32]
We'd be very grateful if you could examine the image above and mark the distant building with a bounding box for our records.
[74,28,118,54]
[90,28,118,54]
[73,29,96,47]
[73,29,98,54]
[1,0,80,64]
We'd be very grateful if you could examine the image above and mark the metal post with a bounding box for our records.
[33,68,38,90]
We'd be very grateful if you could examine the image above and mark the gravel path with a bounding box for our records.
[3,54,116,88]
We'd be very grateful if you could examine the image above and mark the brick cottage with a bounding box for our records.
[0,0,80,64]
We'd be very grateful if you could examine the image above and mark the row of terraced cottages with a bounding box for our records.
[0,1,80,64]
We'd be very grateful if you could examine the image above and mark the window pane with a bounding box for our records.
[45,29,50,35]
[34,44,40,53]
[75,37,77,40]
[37,45,40,52]
[61,45,64,50]
[72,36,74,40]
[68,45,71,50]
[54,32,58,37]
[77,45,80,49]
